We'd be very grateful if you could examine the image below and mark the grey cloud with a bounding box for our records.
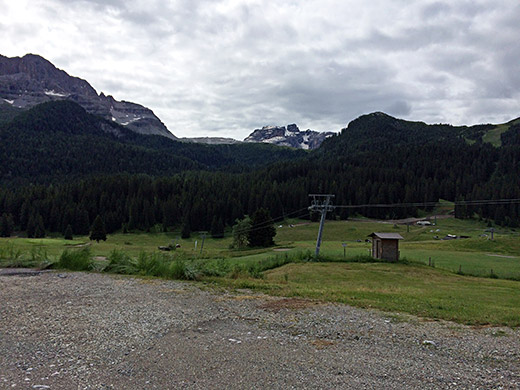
[53,0,125,10]
[7,0,519,137]
[421,2,451,19]
[385,101,412,117]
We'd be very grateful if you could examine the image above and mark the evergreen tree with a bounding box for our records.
[248,208,276,247]
[26,215,36,238]
[89,215,107,243]
[231,216,251,249]
[210,216,225,239]
[34,215,45,238]
[75,208,90,235]
[181,221,191,239]
[0,213,14,237]
[63,224,73,240]
[19,201,30,231]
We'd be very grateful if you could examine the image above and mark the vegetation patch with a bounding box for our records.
[57,248,93,271]
[1,215,520,327]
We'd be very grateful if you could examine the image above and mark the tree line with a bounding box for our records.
[0,142,518,239]
[0,109,519,237]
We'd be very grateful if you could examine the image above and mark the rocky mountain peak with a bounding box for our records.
[287,124,299,132]
[0,53,176,139]
[244,124,335,150]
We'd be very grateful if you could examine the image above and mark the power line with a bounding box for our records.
[189,198,520,241]
[224,208,310,237]
[333,198,520,209]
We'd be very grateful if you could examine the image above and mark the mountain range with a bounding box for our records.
[0,54,335,149]
[0,53,519,234]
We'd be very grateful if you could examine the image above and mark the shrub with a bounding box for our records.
[105,250,137,274]
[0,243,24,267]
[136,251,164,276]
[57,248,92,271]
[30,246,52,269]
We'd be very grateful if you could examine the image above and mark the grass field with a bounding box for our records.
[1,215,519,326]
[482,118,520,147]
[212,262,520,327]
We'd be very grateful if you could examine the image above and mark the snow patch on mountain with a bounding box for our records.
[244,124,336,150]
[44,90,69,98]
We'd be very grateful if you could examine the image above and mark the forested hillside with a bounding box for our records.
[0,101,305,186]
[0,105,519,237]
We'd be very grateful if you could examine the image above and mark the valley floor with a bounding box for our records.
[1,271,518,389]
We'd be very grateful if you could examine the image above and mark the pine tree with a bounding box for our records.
[248,208,276,247]
[64,224,73,240]
[19,201,30,231]
[75,208,90,235]
[34,215,45,238]
[26,215,36,238]
[181,221,191,239]
[0,213,13,237]
[210,216,225,239]
[231,216,251,249]
[89,215,107,243]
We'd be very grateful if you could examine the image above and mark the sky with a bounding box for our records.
[2,0,520,139]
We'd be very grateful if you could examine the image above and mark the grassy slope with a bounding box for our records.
[2,216,518,274]
[482,118,520,147]
[482,125,508,147]
[253,262,520,327]
[2,216,520,326]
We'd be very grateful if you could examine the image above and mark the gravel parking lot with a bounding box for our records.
[1,270,519,389]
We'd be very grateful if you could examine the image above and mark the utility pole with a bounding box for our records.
[308,194,335,257]
[199,231,208,254]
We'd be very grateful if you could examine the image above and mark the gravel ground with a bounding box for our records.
[1,271,519,389]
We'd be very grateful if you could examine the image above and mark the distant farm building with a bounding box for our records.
[368,232,403,262]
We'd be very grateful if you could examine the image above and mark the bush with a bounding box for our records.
[30,246,52,269]
[228,250,313,279]
[105,250,137,274]
[0,243,24,267]
[57,248,92,271]
[136,251,165,276]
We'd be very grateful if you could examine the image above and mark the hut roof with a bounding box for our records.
[368,232,404,240]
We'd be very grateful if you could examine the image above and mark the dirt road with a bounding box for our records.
[1,271,518,389]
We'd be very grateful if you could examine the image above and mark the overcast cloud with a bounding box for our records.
[2,0,519,138]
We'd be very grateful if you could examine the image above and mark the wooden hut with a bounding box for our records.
[368,232,403,262]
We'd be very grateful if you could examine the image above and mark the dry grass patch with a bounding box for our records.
[259,297,323,312]
[311,339,335,349]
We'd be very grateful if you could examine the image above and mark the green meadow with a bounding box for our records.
[1,216,519,326]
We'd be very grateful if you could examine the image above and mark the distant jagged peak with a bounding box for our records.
[244,123,335,150]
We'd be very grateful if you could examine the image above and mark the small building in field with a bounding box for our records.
[368,232,404,262]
